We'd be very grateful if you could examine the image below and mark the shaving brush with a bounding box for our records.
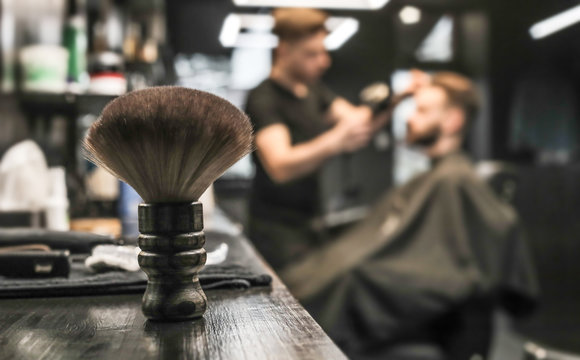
[83,86,253,321]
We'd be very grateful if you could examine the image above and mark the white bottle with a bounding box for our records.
[45,167,70,231]
[199,184,215,230]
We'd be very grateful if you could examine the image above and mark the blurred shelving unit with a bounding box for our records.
[17,92,116,173]
[15,92,118,219]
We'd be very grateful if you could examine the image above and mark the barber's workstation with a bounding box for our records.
[0,0,578,359]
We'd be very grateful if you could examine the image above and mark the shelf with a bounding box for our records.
[18,92,117,116]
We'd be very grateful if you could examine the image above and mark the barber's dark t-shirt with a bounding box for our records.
[245,78,337,222]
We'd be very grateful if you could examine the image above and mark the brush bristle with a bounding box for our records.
[83,86,253,202]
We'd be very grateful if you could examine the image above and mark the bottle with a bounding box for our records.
[45,167,70,231]
[118,181,142,239]
[63,0,89,93]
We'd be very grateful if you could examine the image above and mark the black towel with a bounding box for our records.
[0,230,272,299]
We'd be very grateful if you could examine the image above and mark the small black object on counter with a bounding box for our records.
[0,250,70,278]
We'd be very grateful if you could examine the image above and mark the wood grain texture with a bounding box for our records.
[0,239,346,360]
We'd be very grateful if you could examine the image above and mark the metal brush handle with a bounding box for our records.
[138,202,207,321]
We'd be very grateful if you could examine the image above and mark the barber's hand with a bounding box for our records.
[333,115,374,154]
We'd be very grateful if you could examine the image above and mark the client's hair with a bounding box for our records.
[431,72,481,128]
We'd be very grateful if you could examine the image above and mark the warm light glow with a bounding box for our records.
[529,4,580,39]
[219,13,359,50]
[233,0,389,10]
[399,6,421,24]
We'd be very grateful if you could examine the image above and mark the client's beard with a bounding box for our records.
[407,127,441,148]
[413,131,440,147]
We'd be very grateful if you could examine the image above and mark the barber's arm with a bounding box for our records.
[327,70,433,131]
[326,97,372,124]
[327,96,392,133]
[255,118,372,184]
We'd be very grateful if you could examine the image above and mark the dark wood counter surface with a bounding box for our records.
[0,227,346,359]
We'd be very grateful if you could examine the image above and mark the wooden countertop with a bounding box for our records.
[0,280,345,359]
[0,217,346,359]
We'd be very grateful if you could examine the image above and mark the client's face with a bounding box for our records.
[286,30,331,84]
[406,86,448,147]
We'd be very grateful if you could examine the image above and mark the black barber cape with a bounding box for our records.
[281,152,538,354]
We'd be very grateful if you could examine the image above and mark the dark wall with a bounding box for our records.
[486,2,580,349]
[322,7,395,102]
[165,0,236,56]
[488,0,580,159]
[514,165,580,352]
[0,95,29,155]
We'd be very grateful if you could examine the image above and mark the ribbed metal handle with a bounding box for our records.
[138,202,207,321]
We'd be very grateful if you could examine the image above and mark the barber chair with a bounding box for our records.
[352,163,520,360]
[433,161,521,359]
[357,162,521,360]
[360,296,492,360]
[523,342,580,360]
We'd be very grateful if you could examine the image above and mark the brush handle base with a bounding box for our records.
[138,202,207,321]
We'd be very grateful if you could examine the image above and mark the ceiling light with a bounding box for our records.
[219,14,242,47]
[324,17,359,50]
[238,14,275,31]
[399,6,421,25]
[529,4,580,39]
[234,33,279,48]
[220,14,278,48]
[233,0,389,10]
[415,15,453,62]
[219,13,359,50]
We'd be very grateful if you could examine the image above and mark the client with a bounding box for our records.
[282,72,538,360]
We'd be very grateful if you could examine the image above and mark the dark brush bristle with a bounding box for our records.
[83,86,253,202]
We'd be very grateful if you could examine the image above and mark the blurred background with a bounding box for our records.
[0,0,579,358]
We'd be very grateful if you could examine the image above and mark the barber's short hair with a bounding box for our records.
[431,72,480,126]
[272,8,329,42]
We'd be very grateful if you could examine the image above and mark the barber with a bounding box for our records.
[245,8,389,273]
